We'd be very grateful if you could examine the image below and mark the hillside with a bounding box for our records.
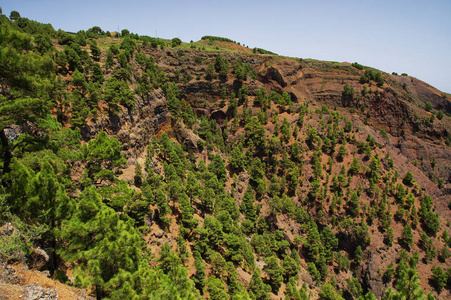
[1,12,451,300]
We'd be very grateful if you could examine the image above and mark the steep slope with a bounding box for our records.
[1,13,451,300]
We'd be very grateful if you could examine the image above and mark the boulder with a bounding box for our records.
[23,283,58,300]
[0,263,19,284]
[153,230,165,239]
[3,125,22,143]
[299,268,313,286]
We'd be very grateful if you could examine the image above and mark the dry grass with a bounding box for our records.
[9,264,88,300]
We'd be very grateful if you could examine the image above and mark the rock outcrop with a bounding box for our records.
[23,283,58,300]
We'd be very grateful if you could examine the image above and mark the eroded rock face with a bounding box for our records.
[262,67,287,87]
[362,251,385,298]
[180,80,223,97]
[299,268,314,286]
[80,88,169,160]
[235,172,250,199]
[173,122,199,152]
[23,283,58,300]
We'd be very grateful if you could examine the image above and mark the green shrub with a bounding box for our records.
[352,62,364,70]
[201,36,236,43]
[171,37,182,47]
[253,47,277,55]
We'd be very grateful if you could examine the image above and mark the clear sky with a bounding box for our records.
[3,0,451,93]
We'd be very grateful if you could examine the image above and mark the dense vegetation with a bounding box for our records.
[0,11,450,300]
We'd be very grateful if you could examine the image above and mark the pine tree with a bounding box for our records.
[348,191,361,216]
[319,283,345,300]
[401,224,414,247]
[104,77,135,113]
[385,268,426,300]
[321,226,338,262]
[306,220,323,262]
[240,186,257,222]
[91,63,104,83]
[186,171,200,201]
[430,266,447,291]
[90,41,101,61]
[347,276,363,298]
[84,131,126,182]
[209,154,227,183]
[155,188,171,225]
[105,50,114,70]
[71,69,87,91]
[248,269,270,300]
[193,251,206,292]
[337,144,346,161]
[349,158,361,175]
[0,25,55,182]
[263,255,283,292]
[249,158,267,196]
[207,275,228,300]
[205,63,215,80]
[281,254,299,282]
[178,192,198,230]
[59,187,144,298]
[229,142,247,171]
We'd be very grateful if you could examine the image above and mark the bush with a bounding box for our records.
[425,102,433,112]
[352,62,364,70]
[171,37,182,47]
[253,48,277,55]
[343,84,354,98]
[201,36,236,43]
[359,75,369,84]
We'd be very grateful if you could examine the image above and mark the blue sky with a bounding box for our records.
[3,0,451,93]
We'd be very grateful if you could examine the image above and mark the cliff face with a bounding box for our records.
[80,88,169,162]
[90,47,451,192]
